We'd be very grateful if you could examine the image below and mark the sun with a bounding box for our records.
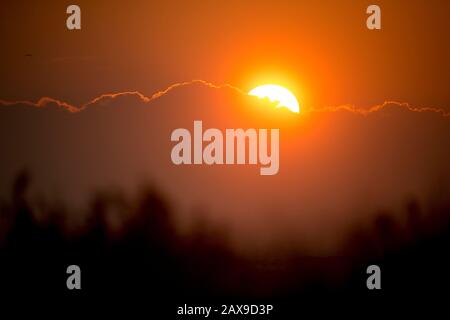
[248,84,300,113]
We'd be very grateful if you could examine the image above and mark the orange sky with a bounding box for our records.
[1,81,449,254]
[1,1,450,254]
[1,0,449,110]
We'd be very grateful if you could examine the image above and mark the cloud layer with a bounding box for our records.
[1,80,449,254]
[1,80,448,117]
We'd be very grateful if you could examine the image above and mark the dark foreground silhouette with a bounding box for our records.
[0,171,449,316]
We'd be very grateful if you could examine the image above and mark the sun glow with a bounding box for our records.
[248,84,300,113]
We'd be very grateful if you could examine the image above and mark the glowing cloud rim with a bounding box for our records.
[0,80,448,117]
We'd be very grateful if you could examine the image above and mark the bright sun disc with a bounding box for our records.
[248,84,300,113]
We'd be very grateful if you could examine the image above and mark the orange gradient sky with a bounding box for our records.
[1,1,450,254]
[1,0,449,110]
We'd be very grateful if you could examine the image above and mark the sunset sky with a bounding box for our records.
[1,0,449,255]
[1,0,449,109]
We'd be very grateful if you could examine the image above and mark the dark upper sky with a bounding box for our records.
[1,0,449,110]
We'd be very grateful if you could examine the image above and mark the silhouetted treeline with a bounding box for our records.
[0,170,449,314]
